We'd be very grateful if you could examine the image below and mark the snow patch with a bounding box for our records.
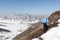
[41,19,60,40]
[32,38,40,40]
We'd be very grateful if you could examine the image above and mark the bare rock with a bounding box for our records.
[48,11,60,25]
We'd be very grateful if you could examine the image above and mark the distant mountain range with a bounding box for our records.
[0,14,43,23]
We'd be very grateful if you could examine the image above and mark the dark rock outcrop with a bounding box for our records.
[0,28,11,32]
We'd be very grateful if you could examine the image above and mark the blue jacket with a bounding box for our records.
[41,17,48,24]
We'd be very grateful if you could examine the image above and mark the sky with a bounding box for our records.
[0,0,60,15]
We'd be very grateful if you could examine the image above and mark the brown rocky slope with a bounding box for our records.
[13,11,60,40]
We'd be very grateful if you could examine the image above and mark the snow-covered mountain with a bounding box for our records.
[0,14,41,23]
[0,14,41,40]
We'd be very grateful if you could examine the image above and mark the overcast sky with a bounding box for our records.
[0,0,60,15]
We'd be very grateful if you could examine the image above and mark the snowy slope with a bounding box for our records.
[0,22,30,40]
[41,19,60,40]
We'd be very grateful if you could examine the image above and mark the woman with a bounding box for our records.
[41,17,49,33]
